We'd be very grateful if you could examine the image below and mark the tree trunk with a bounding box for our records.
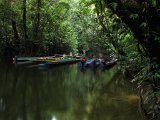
[103,0,160,63]
[32,0,41,54]
[12,19,19,54]
[22,0,28,54]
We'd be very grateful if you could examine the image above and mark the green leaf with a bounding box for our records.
[139,22,147,27]
[110,2,118,11]
[151,0,156,7]
[129,14,139,19]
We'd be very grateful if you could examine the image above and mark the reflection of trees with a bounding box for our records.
[0,64,140,120]
[0,64,77,120]
[88,70,141,120]
[0,65,19,120]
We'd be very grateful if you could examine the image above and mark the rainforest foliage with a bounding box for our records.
[101,0,160,119]
[0,0,133,59]
[1,0,160,119]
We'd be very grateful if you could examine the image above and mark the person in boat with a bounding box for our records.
[101,59,106,65]
[92,55,98,68]
[81,57,87,68]
[101,56,110,66]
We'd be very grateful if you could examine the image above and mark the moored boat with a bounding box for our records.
[80,58,101,69]
[13,56,80,68]
[38,57,80,68]
[100,58,117,69]
[79,57,117,69]
[32,56,64,63]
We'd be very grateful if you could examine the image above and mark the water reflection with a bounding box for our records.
[51,116,57,120]
[0,63,142,120]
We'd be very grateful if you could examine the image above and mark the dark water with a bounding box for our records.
[0,63,143,120]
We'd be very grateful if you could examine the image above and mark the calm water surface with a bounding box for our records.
[0,62,143,120]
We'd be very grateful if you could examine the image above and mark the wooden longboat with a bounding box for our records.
[38,57,80,68]
[13,56,80,67]
[32,56,64,63]
[80,58,117,69]
[101,58,118,69]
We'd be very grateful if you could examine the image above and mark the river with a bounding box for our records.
[0,63,143,120]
